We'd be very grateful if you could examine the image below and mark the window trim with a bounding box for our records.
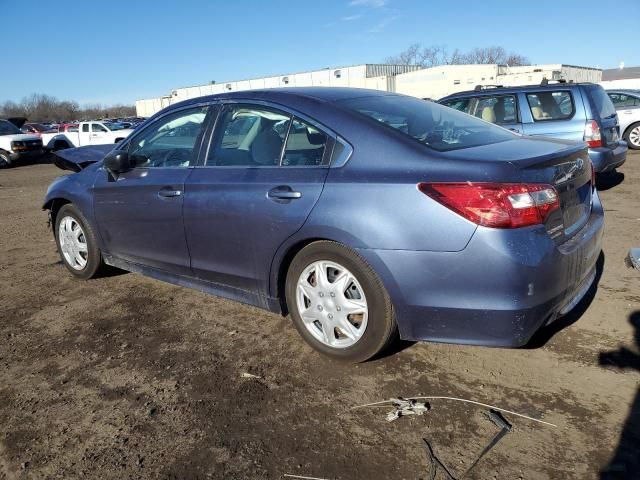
[525,90,576,122]
[118,103,212,169]
[200,100,336,169]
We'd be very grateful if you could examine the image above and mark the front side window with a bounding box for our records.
[92,123,108,133]
[474,95,517,124]
[526,91,574,121]
[127,106,208,168]
[341,95,515,152]
[441,98,472,114]
[207,106,290,167]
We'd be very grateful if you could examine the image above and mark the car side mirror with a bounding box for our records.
[104,150,132,175]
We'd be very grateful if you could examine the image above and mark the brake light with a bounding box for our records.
[418,182,560,228]
[584,120,602,148]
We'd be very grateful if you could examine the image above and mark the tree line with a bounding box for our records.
[385,44,530,68]
[0,94,137,123]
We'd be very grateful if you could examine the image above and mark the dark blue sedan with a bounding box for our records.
[43,88,603,362]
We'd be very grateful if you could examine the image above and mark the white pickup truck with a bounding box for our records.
[41,121,133,150]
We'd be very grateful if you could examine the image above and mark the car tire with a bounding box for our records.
[54,204,106,279]
[285,240,398,362]
[623,122,640,150]
[0,151,11,168]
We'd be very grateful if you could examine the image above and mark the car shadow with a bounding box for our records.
[599,311,640,479]
[596,170,625,191]
[524,251,605,349]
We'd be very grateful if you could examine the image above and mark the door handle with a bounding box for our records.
[158,187,183,198]
[268,186,302,201]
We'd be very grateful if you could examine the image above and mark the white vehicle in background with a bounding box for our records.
[41,121,133,150]
[0,118,44,167]
[607,90,640,149]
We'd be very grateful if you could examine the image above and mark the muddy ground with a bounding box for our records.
[0,152,638,480]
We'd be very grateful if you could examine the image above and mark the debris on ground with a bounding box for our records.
[240,372,262,379]
[351,395,556,427]
[423,410,513,480]
[384,397,431,422]
[283,474,330,480]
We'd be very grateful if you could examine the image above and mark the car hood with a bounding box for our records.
[0,133,41,142]
[53,144,114,172]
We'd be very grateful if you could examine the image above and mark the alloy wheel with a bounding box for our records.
[629,126,640,148]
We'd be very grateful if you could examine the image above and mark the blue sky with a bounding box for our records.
[2,0,638,106]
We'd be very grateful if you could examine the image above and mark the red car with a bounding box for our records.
[21,123,57,136]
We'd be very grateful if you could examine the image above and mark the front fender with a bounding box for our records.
[42,170,97,233]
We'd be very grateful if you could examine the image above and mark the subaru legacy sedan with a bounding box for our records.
[43,88,603,362]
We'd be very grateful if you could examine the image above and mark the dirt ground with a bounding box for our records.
[0,152,639,480]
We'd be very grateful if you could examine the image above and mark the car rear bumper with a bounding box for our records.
[589,141,627,173]
[356,191,604,347]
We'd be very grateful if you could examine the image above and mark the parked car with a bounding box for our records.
[0,118,44,167]
[607,89,640,149]
[21,122,57,136]
[44,88,603,362]
[40,121,133,150]
[439,82,627,173]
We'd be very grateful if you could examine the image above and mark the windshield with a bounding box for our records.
[340,95,515,152]
[0,120,21,135]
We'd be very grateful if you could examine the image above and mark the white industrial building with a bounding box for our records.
[136,63,602,117]
[600,66,640,90]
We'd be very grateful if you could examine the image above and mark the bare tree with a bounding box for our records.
[0,94,136,122]
[386,44,530,68]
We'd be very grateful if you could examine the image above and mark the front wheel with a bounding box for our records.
[624,122,640,150]
[0,151,11,168]
[285,241,397,362]
[54,204,105,279]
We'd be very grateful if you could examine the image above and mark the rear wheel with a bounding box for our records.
[54,204,105,279]
[624,122,640,150]
[285,241,397,362]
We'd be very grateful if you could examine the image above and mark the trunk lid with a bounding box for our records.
[444,136,593,242]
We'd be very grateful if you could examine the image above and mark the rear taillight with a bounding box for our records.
[418,182,560,229]
[584,120,602,148]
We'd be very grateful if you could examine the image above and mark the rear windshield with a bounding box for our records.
[340,95,515,152]
[587,86,616,119]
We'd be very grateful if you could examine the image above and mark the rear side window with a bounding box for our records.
[474,95,517,124]
[281,118,328,167]
[82,124,89,133]
[207,105,329,167]
[586,86,616,119]
[441,98,472,114]
[608,93,640,108]
[526,91,574,121]
[341,95,515,152]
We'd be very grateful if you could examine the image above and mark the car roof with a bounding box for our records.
[169,87,398,110]
[440,82,596,101]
